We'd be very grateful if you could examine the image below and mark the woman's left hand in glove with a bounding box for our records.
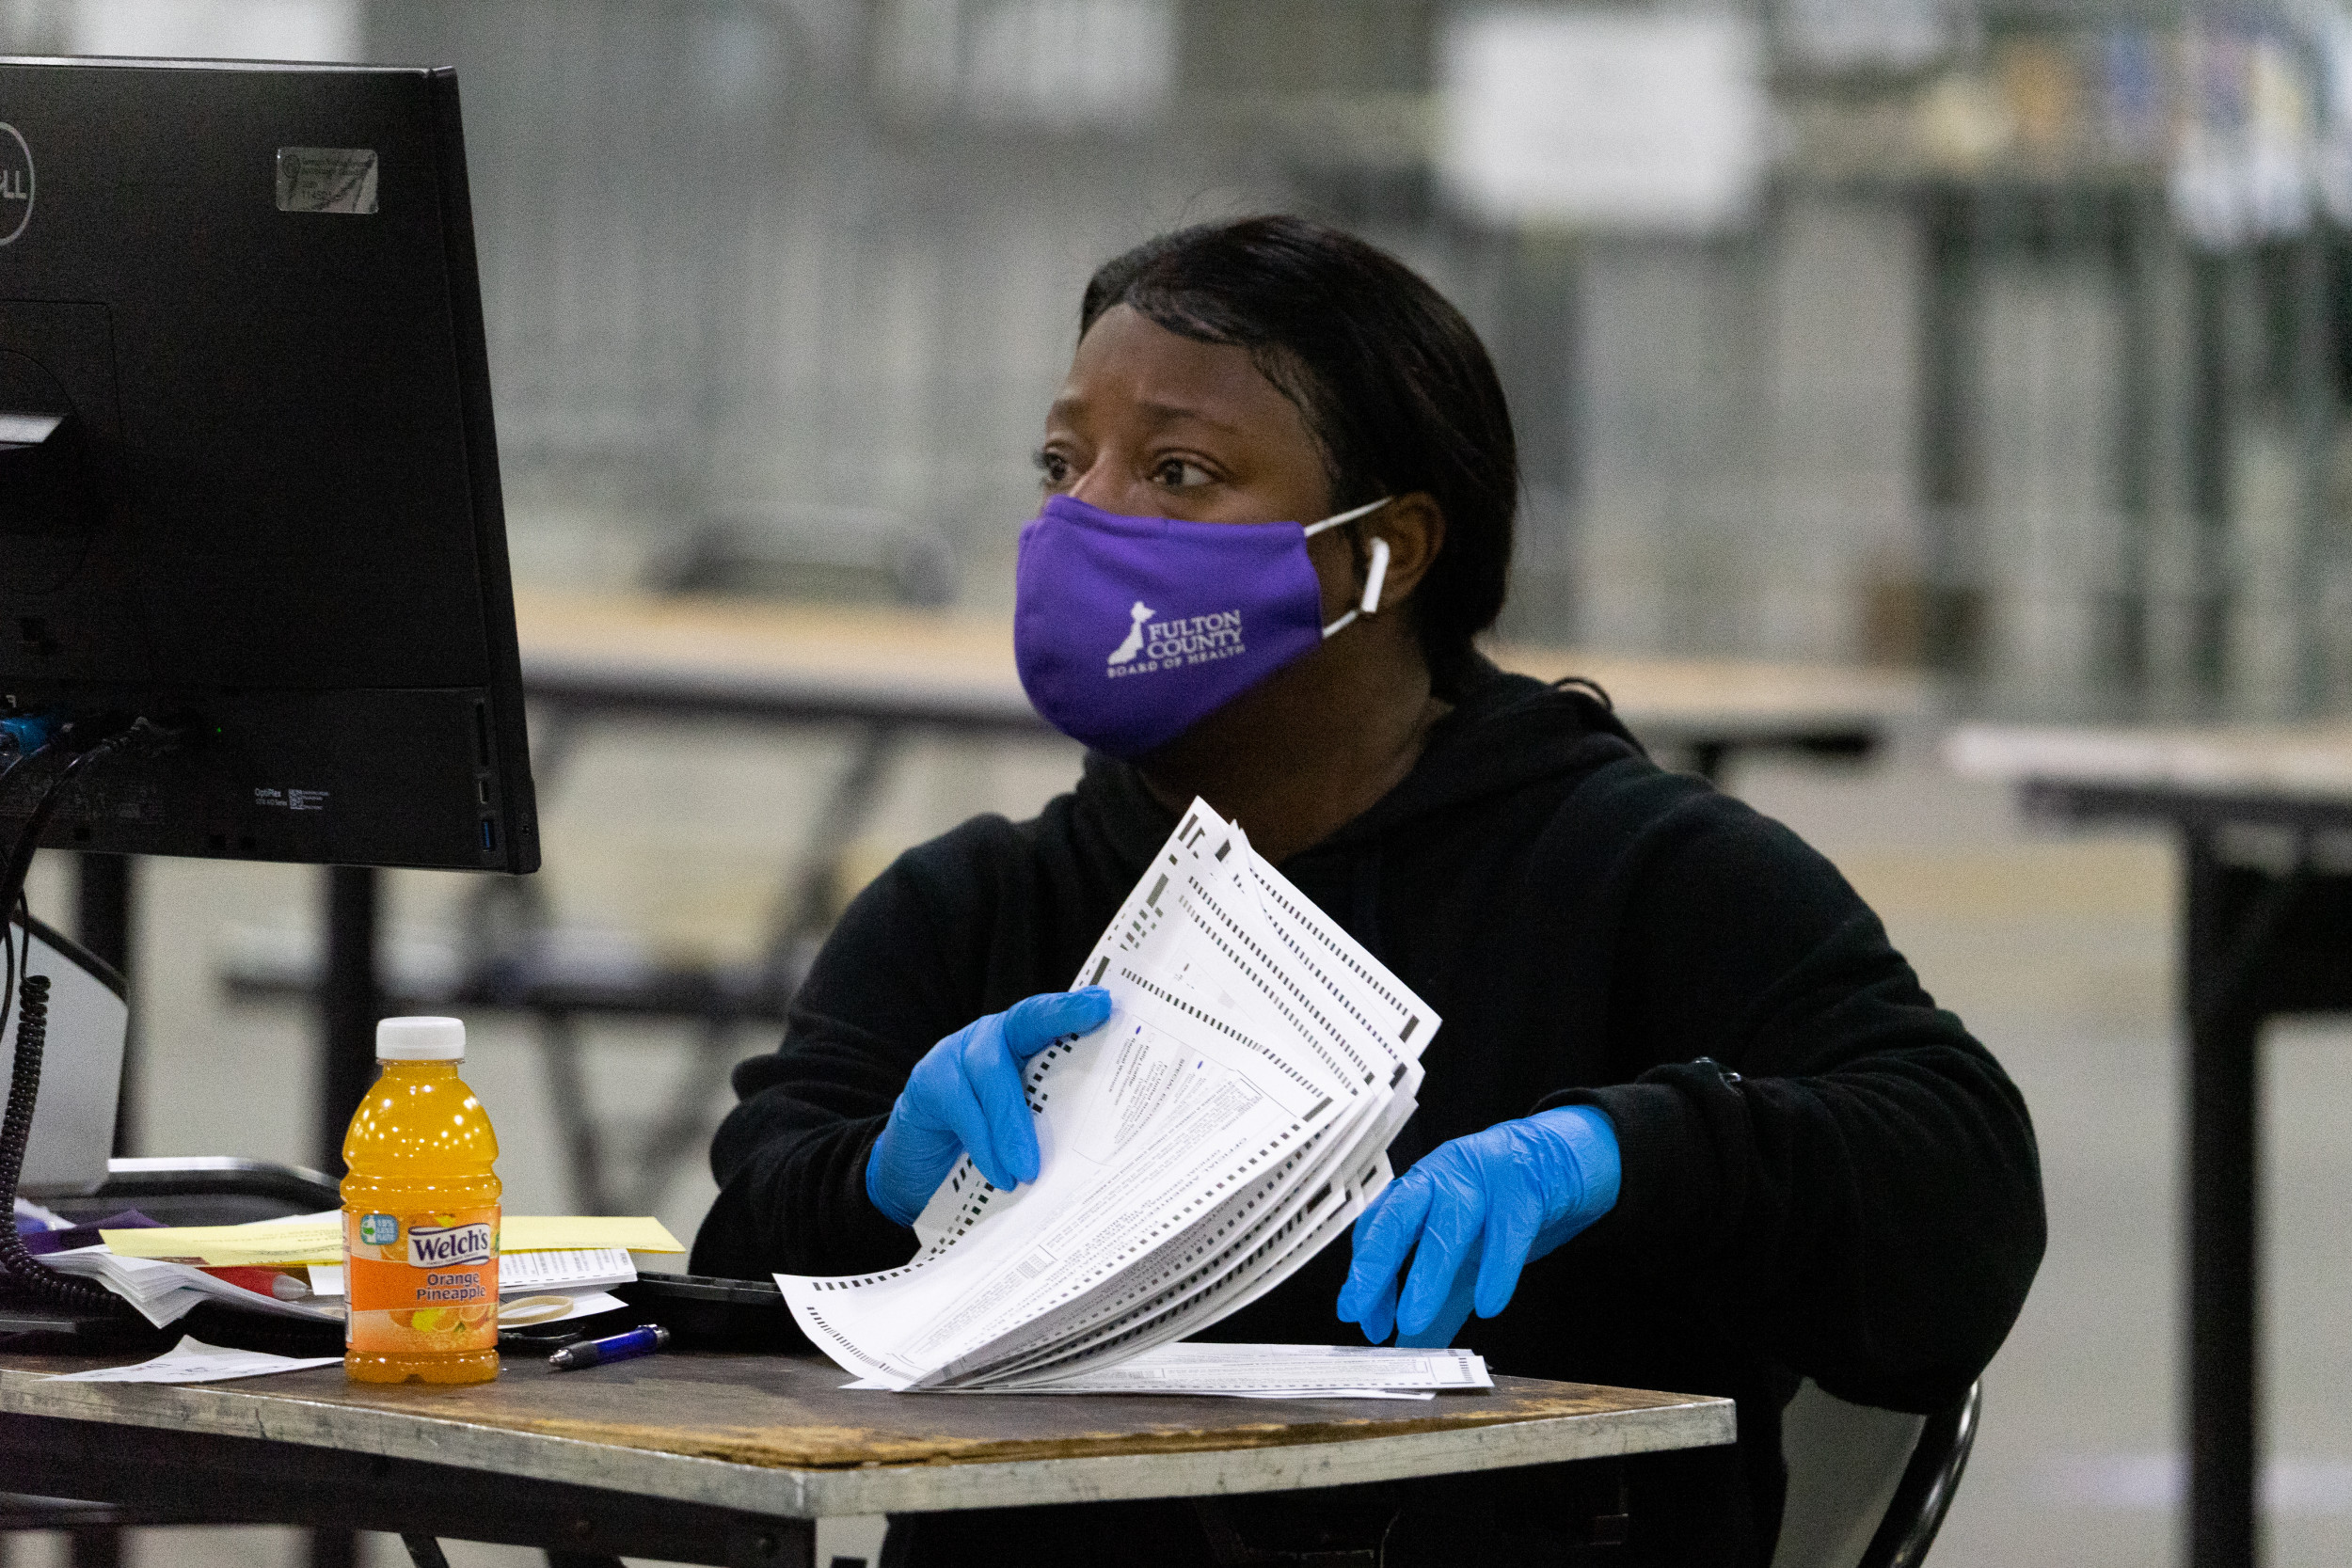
[1337,1104,1621,1348]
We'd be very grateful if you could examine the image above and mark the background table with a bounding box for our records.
[0,1349,1734,1565]
[513,588,1930,772]
[1948,721,2352,1568]
[273,592,1931,1202]
[65,586,1927,1208]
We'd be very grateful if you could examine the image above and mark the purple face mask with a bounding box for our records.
[1013,493,1392,758]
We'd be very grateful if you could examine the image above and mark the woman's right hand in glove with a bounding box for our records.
[864,988,1114,1226]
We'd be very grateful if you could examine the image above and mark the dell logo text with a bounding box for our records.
[0,124,32,245]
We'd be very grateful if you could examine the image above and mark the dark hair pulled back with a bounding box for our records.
[1080,215,1517,697]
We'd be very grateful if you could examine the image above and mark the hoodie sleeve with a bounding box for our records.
[689,823,1013,1283]
[1534,762,2046,1414]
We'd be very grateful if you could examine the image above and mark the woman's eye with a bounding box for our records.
[1152,458,1213,489]
[1034,449,1073,490]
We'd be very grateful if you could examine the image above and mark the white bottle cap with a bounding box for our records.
[375,1016,466,1060]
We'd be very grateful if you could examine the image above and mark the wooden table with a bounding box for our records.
[1947,721,2352,1568]
[0,1350,1733,1566]
[513,588,1931,774]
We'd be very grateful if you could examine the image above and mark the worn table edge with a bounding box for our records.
[0,1366,1736,1518]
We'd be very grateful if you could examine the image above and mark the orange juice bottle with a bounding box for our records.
[341,1017,501,1384]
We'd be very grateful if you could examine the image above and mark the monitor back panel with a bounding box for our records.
[0,59,537,873]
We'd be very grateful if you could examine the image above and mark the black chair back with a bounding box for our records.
[1855,1382,1979,1568]
[1773,1379,1981,1568]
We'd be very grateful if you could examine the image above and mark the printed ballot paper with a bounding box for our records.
[779,799,1439,1393]
[842,1343,1494,1400]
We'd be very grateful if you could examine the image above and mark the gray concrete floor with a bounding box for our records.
[7,732,2350,1568]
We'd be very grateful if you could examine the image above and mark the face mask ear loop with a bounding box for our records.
[1308,498,1392,639]
[1320,538,1392,640]
[1301,495,1391,538]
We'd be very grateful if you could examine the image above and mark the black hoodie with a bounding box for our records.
[692,663,2046,1566]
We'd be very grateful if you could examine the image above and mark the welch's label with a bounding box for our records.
[405,1220,495,1270]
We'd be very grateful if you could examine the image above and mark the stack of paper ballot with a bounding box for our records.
[41,1214,680,1329]
[781,799,1439,1392]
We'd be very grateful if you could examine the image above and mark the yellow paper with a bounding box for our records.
[103,1213,683,1266]
[102,1220,342,1265]
[500,1215,684,1253]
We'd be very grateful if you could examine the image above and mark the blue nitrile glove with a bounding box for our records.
[1337,1104,1620,1349]
[864,988,1114,1227]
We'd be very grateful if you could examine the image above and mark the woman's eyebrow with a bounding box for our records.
[1047,388,1255,436]
[1126,397,1249,435]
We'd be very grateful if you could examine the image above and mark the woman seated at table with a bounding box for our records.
[691,215,2045,1567]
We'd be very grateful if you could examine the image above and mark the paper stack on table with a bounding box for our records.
[40,1213,681,1329]
[42,1211,346,1328]
[781,799,1438,1393]
[310,1243,642,1328]
[844,1343,1493,1401]
[39,1246,339,1328]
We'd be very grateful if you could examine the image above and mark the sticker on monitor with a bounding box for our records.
[275,147,379,215]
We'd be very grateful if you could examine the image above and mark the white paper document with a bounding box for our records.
[44,1335,342,1383]
[306,1246,635,1300]
[496,1246,636,1294]
[39,1247,340,1329]
[846,1343,1490,1400]
[43,1240,634,1329]
[779,800,1439,1392]
[1221,1389,1436,1402]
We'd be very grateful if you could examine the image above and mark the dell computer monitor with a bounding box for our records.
[0,56,537,874]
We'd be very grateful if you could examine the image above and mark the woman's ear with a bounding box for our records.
[1367,492,1445,611]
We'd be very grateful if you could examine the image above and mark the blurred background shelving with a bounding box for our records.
[10,0,2347,718]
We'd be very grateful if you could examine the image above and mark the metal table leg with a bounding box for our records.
[536,1011,613,1214]
[758,721,900,995]
[319,866,382,1175]
[2182,830,2273,1568]
[66,1530,120,1568]
[73,853,135,1154]
[2185,1004,2259,1568]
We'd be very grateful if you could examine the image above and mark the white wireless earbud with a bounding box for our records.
[1359,536,1391,616]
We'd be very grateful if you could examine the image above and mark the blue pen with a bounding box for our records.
[548,1324,669,1371]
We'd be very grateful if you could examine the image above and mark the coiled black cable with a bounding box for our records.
[0,727,148,1318]
[0,974,127,1311]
